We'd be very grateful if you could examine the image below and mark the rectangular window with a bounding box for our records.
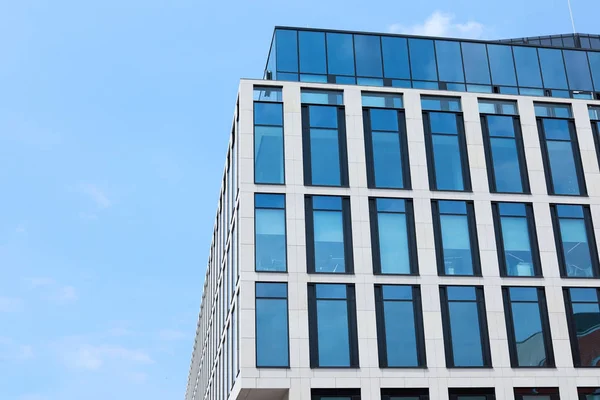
[299,31,326,74]
[326,33,355,76]
[550,204,599,278]
[382,389,429,400]
[449,388,495,400]
[440,286,491,367]
[564,50,594,91]
[513,47,543,88]
[362,94,410,189]
[479,100,529,193]
[432,200,481,276]
[579,388,600,400]
[275,29,298,74]
[355,34,383,78]
[502,287,555,367]
[436,40,465,83]
[589,106,600,170]
[308,283,359,368]
[374,285,426,367]
[487,44,517,86]
[564,288,600,367]
[312,389,361,400]
[538,48,568,90]
[255,282,289,367]
[305,195,353,274]
[302,91,348,186]
[409,39,437,81]
[422,97,470,191]
[462,42,491,85]
[369,198,418,275]
[492,202,541,277]
[382,36,410,80]
[514,388,560,400]
[254,87,284,184]
[536,104,586,196]
[254,194,286,272]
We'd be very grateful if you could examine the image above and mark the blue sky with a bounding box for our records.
[0,1,598,399]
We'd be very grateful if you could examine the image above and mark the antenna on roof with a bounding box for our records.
[567,0,577,33]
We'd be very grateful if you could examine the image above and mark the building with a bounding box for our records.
[185,27,600,400]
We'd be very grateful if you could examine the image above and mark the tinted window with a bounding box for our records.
[255,283,289,367]
[254,102,284,184]
[276,29,298,73]
[538,48,568,89]
[565,288,600,367]
[409,39,437,81]
[588,52,600,90]
[462,42,491,84]
[299,31,326,74]
[513,47,543,88]
[382,37,410,79]
[355,34,383,77]
[564,50,594,91]
[326,33,355,76]
[255,194,286,272]
[436,40,464,83]
[487,44,517,86]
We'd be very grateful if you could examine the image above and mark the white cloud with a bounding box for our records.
[389,11,486,39]
[158,329,187,341]
[26,277,78,304]
[78,183,111,209]
[0,296,23,312]
[0,337,34,361]
[27,277,56,288]
[56,285,78,303]
[16,222,27,234]
[65,344,154,370]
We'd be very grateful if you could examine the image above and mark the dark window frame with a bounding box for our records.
[563,287,600,367]
[305,195,354,274]
[550,204,600,278]
[301,104,350,187]
[311,389,361,400]
[254,282,290,368]
[369,198,419,275]
[578,387,600,400]
[590,118,600,174]
[381,388,429,400]
[502,287,556,368]
[363,107,412,189]
[253,100,285,185]
[514,388,560,400]
[491,202,543,277]
[254,193,288,273]
[431,200,482,276]
[449,388,495,400]
[480,113,531,194]
[439,286,492,368]
[307,283,360,368]
[374,284,427,368]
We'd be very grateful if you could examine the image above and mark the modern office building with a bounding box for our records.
[185,27,600,400]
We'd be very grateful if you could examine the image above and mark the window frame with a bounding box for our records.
[381,388,429,400]
[480,113,531,194]
[254,282,290,368]
[563,287,600,367]
[369,198,418,275]
[363,107,412,189]
[439,286,492,368]
[431,200,482,276]
[578,387,600,400]
[514,388,560,400]
[254,193,288,273]
[311,389,361,400]
[448,388,495,400]
[307,283,360,368]
[550,204,600,279]
[253,100,285,185]
[590,117,600,175]
[491,202,542,277]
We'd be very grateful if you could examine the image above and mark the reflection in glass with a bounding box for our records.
[487,44,517,86]
[355,34,383,77]
[409,39,437,81]
[496,203,536,276]
[310,196,349,274]
[564,50,594,91]
[326,33,355,76]
[299,31,326,74]
[435,40,464,82]
[255,283,289,367]
[462,42,491,84]
[276,29,298,73]
[382,37,410,79]
[566,288,600,366]
[538,48,568,89]
[513,47,543,88]
[255,195,286,272]
[374,199,411,274]
[555,205,597,278]
[540,119,583,195]
[435,201,477,276]
[254,102,284,184]
[367,108,406,188]
[486,115,525,193]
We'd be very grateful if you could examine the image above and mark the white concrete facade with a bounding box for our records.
[186,79,600,400]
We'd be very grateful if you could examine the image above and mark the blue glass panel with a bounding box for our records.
[587,52,600,91]
[376,198,405,213]
[384,300,419,366]
[556,204,584,218]
[276,29,298,73]
[315,283,346,299]
[440,214,474,275]
[326,33,355,76]
[372,131,404,189]
[574,92,593,100]
[498,202,526,216]
[310,129,341,186]
[357,77,384,86]
[362,93,403,108]
[435,40,465,83]
[499,86,519,95]
[552,90,571,98]
[430,112,458,134]
[448,300,484,366]
[298,31,326,74]
[490,137,524,193]
[519,88,545,96]
[370,109,399,131]
[335,76,356,84]
[509,287,538,301]
[256,298,289,366]
[255,126,284,184]
[382,37,410,79]
[479,100,518,115]
[300,74,327,83]
[543,119,570,140]
[277,72,299,81]
[571,301,600,366]
[314,210,346,272]
[538,48,568,89]
[438,200,467,215]
[254,102,283,125]
[446,286,476,300]
[309,105,338,128]
[500,215,535,276]
[513,47,543,88]
[256,282,287,298]
[313,196,342,210]
[447,83,466,92]
[382,285,412,300]
[301,90,343,105]
[570,288,599,302]
[412,80,439,89]
[392,79,412,88]
[487,44,517,86]
[559,218,595,277]
[254,87,283,102]
[546,141,580,195]
[432,135,465,191]
[462,42,491,84]
[255,208,286,272]
[466,84,492,93]
[355,34,383,77]
[421,97,461,111]
[535,103,572,118]
[378,212,410,274]
[564,50,594,91]
[255,193,285,209]
[316,299,350,366]
[510,300,549,366]
[409,39,437,81]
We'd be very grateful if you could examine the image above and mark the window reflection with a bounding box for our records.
[299,31,326,74]
[436,40,465,83]
[326,33,355,76]
[382,37,410,80]
[565,288,600,367]
[255,283,289,367]
[462,42,491,85]
[371,199,415,274]
[513,47,543,88]
[255,194,286,272]
[409,39,437,81]
[564,50,594,91]
[538,48,568,89]
[254,101,284,184]
[487,44,517,86]
[355,34,383,77]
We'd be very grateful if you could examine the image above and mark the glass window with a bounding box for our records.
[363,106,410,189]
[361,92,403,108]
[537,117,586,195]
[382,37,410,80]
[370,199,417,275]
[421,96,462,112]
[478,99,518,115]
[302,104,348,186]
[306,196,352,274]
[253,86,283,102]
[481,112,529,193]
[551,205,599,278]
[254,101,284,184]
[534,103,573,118]
[462,42,491,85]
[487,44,517,86]
[409,39,437,81]
[301,89,343,105]
[312,389,361,400]
[538,48,568,89]
[492,203,540,277]
[375,285,426,367]
[449,388,495,400]
[300,74,326,83]
[326,33,355,76]
[424,108,470,191]
[514,388,560,400]
[255,283,289,367]
[308,284,359,368]
[275,30,298,73]
[503,287,554,367]
[357,77,383,86]
[432,200,480,276]
[513,47,543,88]
[564,50,594,91]
[578,388,600,400]
[440,286,491,367]
[254,194,286,272]
[435,40,465,83]
[299,31,326,74]
[587,52,600,91]
[382,389,429,400]
[355,34,383,77]
[564,288,600,367]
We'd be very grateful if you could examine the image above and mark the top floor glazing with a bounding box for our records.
[264,27,600,100]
